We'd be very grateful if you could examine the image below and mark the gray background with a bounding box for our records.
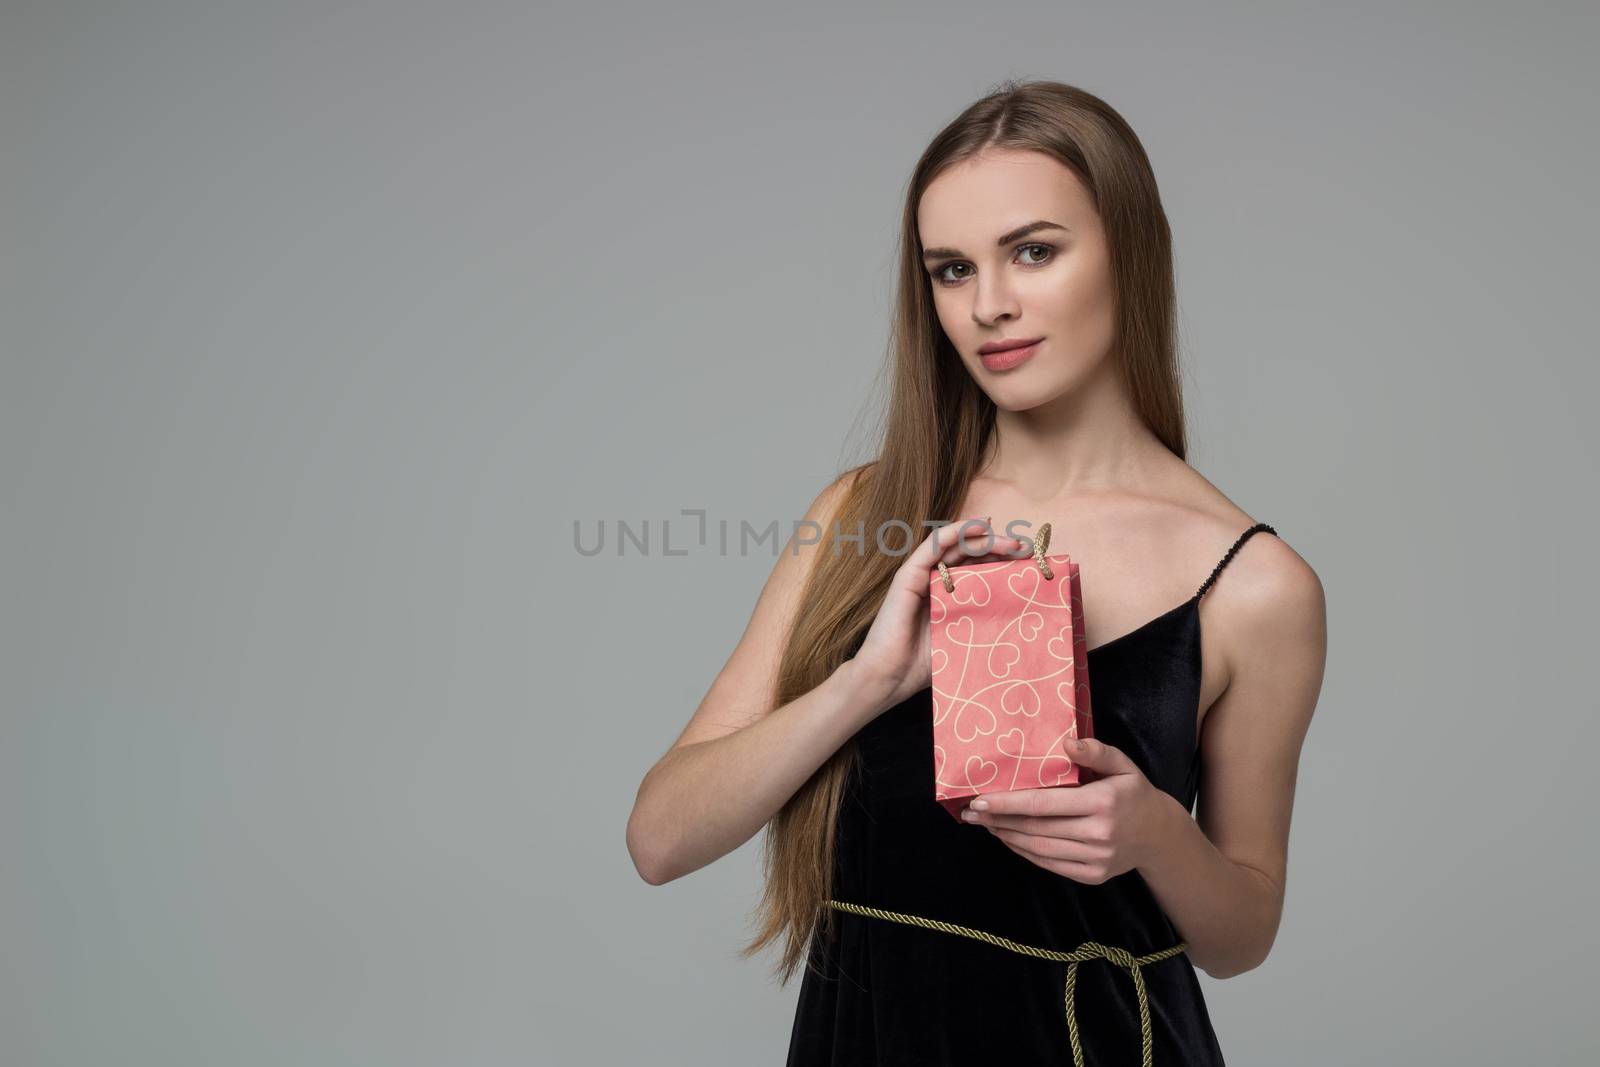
[4,1,1597,1064]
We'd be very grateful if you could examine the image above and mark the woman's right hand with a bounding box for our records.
[846,516,1025,715]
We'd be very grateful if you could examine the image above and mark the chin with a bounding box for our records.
[973,369,1076,411]
[982,387,1063,413]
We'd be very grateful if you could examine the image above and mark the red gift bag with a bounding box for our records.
[927,523,1095,821]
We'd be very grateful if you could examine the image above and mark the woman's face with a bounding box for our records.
[917,148,1117,410]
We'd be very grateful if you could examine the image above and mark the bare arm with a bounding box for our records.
[1137,538,1327,978]
[626,473,1015,886]
[625,470,881,885]
[628,657,894,885]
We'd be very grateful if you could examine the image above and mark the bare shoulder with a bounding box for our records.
[805,461,874,534]
[661,461,874,752]
[1213,530,1325,676]
[1180,480,1323,685]
[1177,472,1326,938]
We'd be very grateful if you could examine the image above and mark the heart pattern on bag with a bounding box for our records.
[929,551,1095,819]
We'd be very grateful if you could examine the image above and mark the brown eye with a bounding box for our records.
[1018,243,1054,265]
[932,244,1055,288]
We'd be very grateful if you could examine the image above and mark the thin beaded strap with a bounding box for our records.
[1195,522,1278,599]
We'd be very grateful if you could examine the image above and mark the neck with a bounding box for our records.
[977,363,1164,500]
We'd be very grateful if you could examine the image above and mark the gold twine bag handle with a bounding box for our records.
[936,520,1054,594]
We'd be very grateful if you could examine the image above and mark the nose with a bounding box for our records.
[970,271,1020,327]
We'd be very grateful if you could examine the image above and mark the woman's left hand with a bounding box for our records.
[961,736,1174,885]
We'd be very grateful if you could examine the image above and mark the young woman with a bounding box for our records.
[626,79,1326,1066]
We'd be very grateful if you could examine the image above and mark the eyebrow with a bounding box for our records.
[921,219,1070,262]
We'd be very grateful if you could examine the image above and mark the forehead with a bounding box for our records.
[917,149,1097,246]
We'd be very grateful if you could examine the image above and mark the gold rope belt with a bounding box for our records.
[823,899,1188,1067]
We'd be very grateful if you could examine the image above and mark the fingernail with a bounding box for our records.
[970,798,989,810]
[962,808,980,822]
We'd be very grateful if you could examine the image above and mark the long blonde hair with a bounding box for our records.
[738,78,1189,984]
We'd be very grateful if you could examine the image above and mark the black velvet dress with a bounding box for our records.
[786,523,1278,1066]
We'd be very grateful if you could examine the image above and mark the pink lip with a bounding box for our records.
[979,338,1042,371]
